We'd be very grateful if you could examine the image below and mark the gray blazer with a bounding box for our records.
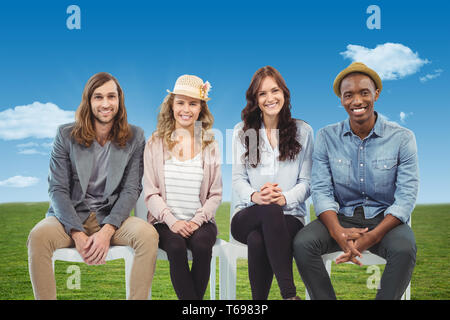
[46,122,145,235]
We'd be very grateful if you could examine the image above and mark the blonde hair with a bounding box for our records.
[153,93,215,150]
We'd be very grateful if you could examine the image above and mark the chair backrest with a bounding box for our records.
[229,187,240,244]
[134,191,148,221]
[304,198,311,225]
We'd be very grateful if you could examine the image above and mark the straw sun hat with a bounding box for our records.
[167,74,212,101]
[333,62,382,97]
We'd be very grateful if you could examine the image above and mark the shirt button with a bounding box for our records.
[360,163,364,167]
[384,165,387,168]
[360,146,363,150]
[360,178,364,182]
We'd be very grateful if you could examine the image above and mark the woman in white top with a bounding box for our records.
[231,66,313,300]
[143,75,222,300]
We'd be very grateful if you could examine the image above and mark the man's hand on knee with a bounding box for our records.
[83,224,116,265]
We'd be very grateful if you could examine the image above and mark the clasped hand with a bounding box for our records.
[72,225,115,265]
[332,227,377,266]
[170,220,199,238]
[251,182,286,206]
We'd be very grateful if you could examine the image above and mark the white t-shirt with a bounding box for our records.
[164,153,203,221]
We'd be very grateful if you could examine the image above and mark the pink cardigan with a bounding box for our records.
[143,136,222,227]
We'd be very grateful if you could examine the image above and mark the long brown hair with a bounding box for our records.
[240,66,301,167]
[71,72,132,147]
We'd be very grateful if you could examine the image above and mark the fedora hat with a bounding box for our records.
[333,62,382,97]
[167,74,212,101]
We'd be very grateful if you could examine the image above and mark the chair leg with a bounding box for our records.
[325,259,332,276]
[305,289,311,300]
[227,254,237,300]
[402,281,411,300]
[210,257,216,300]
[219,251,228,300]
[124,257,132,300]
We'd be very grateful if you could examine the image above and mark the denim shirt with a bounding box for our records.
[231,119,314,224]
[311,113,419,223]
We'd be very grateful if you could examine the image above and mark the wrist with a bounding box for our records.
[366,229,382,244]
[101,224,116,237]
[71,230,86,242]
[329,225,344,240]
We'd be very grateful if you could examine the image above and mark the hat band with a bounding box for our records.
[171,84,209,100]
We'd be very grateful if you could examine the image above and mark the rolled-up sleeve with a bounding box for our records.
[311,129,339,217]
[384,130,419,223]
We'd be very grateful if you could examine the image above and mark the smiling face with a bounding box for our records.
[257,76,285,123]
[172,94,202,131]
[340,72,380,127]
[90,80,119,126]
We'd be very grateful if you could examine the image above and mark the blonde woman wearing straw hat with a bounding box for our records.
[143,75,222,300]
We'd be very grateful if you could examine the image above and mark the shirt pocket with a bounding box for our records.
[372,158,397,201]
[330,158,351,187]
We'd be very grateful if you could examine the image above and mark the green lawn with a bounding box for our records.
[0,202,448,300]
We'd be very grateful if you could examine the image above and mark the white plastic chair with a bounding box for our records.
[305,216,412,300]
[225,188,311,300]
[134,191,228,300]
[52,245,135,299]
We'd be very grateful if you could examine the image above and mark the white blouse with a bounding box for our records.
[231,119,314,224]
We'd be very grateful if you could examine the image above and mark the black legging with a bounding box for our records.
[154,222,217,300]
[231,204,303,299]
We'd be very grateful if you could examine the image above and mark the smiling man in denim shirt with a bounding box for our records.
[293,62,419,300]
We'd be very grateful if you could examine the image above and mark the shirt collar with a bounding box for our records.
[342,111,384,138]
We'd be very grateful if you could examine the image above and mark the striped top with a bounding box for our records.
[164,153,204,221]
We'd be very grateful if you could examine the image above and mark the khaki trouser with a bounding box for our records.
[27,213,159,300]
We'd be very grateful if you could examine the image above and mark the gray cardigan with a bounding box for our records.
[46,122,145,235]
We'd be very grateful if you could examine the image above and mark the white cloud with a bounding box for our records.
[16,141,53,155]
[340,43,429,80]
[419,69,443,83]
[0,175,39,188]
[18,148,48,155]
[0,102,74,140]
[400,111,413,123]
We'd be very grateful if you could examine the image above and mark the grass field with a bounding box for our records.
[0,202,448,300]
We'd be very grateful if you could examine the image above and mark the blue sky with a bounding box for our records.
[0,0,449,204]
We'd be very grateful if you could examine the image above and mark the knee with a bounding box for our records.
[292,228,315,262]
[162,234,187,256]
[261,204,284,222]
[190,233,215,256]
[246,230,264,250]
[129,218,159,249]
[27,220,56,250]
[388,238,417,264]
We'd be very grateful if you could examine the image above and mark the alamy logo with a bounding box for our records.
[66,265,81,290]
[66,5,81,30]
[366,5,381,30]
[366,265,381,290]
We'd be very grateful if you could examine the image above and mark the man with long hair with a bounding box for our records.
[27,72,159,299]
